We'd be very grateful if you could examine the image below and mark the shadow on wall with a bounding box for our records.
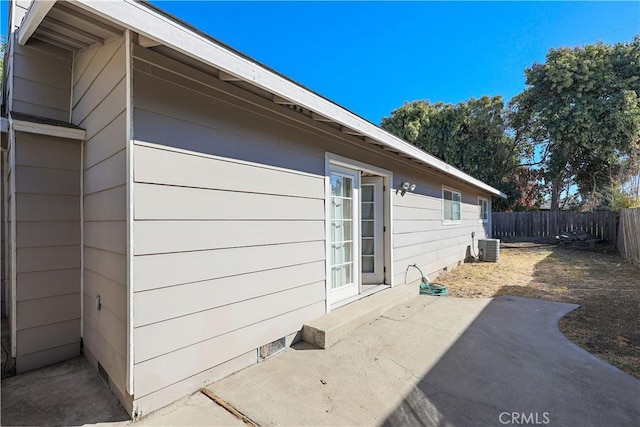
[483,221,491,239]
[381,296,640,427]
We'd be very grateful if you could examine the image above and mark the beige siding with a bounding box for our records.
[11,40,72,121]
[6,144,14,354]
[131,141,326,397]
[131,47,496,402]
[392,177,492,285]
[13,132,81,373]
[134,301,324,397]
[72,36,127,397]
[132,51,329,397]
[2,150,7,318]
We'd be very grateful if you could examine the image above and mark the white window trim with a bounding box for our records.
[442,186,462,224]
[478,196,489,223]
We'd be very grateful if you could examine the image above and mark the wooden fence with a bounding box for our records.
[492,211,619,242]
[617,208,640,264]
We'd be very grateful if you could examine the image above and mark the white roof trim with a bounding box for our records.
[10,118,86,140]
[18,1,56,46]
[28,0,504,197]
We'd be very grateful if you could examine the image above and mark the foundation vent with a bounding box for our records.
[259,337,286,361]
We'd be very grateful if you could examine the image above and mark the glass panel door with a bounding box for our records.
[361,184,375,273]
[329,166,359,304]
[361,177,384,284]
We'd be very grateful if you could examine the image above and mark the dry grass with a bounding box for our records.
[435,242,640,379]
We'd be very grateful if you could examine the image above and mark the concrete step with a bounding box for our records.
[301,283,420,349]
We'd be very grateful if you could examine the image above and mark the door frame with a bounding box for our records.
[324,153,394,314]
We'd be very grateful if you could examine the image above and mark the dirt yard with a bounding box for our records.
[435,241,640,379]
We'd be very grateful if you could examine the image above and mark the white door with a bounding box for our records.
[328,166,360,304]
[361,177,384,284]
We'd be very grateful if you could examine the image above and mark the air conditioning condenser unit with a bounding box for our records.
[478,239,500,262]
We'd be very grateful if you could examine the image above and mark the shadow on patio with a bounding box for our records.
[382,295,639,427]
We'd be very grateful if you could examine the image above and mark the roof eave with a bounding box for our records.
[18,1,57,46]
[22,0,505,198]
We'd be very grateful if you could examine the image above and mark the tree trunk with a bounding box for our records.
[551,174,563,211]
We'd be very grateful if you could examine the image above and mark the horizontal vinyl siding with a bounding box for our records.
[135,282,324,363]
[134,220,324,255]
[131,141,325,396]
[72,37,127,397]
[6,147,13,348]
[392,179,492,285]
[131,46,496,399]
[135,183,324,221]
[134,301,324,397]
[11,40,72,121]
[1,151,7,318]
[13,132,81,372]
[134,261,325,327]
[134,240,325,292]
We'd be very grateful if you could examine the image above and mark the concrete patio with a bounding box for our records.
[208,295,640,427]
[1,295,639,426]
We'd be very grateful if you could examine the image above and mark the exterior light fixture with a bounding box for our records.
[400,181,416,195]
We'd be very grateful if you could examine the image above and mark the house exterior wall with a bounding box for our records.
[2,149,7,319]
[11,39,72,121]
[12,131,81,373]
[129,45,492,413]
[6,137,15,357]
[130,48,326,412]
[392,178,491,285]
[71,36,129,403]
[4,23,81,373]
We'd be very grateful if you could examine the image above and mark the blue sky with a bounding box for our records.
[2,1,639,124]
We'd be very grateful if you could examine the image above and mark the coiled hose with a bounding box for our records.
[407,264,448,296]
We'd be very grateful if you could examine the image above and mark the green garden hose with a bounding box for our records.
[408,264,448,296]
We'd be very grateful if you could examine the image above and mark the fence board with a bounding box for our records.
[617,208,640,265]
[492,211,619,242]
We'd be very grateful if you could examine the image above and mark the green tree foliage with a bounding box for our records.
[381,96,535,210]
[510,37,640,210]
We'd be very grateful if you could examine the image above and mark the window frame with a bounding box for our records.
[478,196,489,223]
[442,186,462,224]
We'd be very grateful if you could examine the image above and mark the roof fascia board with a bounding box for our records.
[18,1,57,46]
[10,118,86,140]
[74,0,505,198]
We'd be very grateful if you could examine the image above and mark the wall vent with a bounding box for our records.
[478,239,500,262]
[259,337,286,361]
[97,362,110,388]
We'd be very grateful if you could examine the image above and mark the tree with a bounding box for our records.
[381,96,534,210]
[496,167,547,211]
[510,37,640,211]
